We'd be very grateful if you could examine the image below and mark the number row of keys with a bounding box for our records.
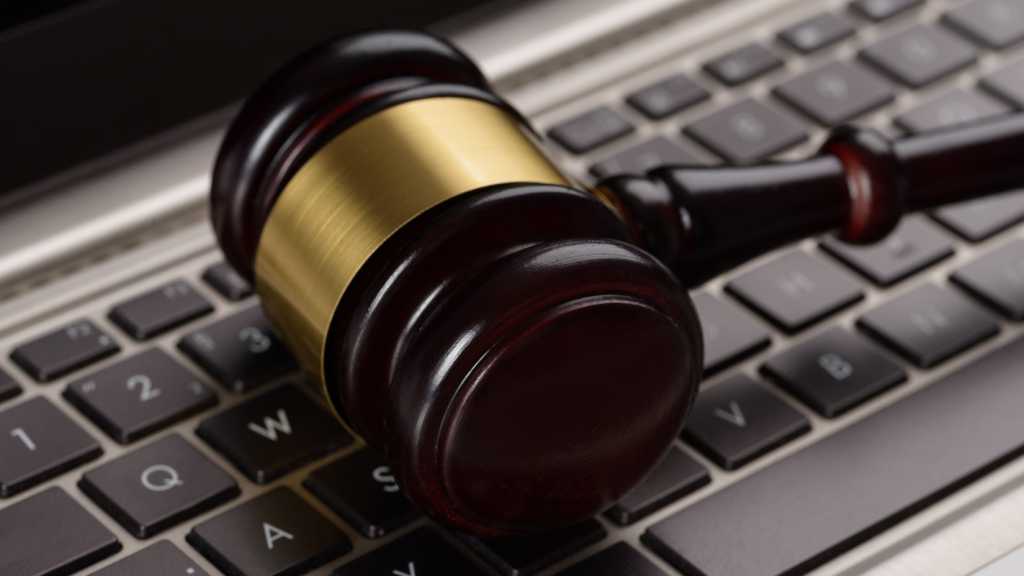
[2,304,298,453]
[6,264,251,385]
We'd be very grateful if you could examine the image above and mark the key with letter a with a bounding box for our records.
[196,385,352,483]
[189,487,351,576]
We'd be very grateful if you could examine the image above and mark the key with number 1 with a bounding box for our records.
[0,397,102,497]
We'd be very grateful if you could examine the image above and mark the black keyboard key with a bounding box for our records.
[189,487,350,576]
[203,262,253,301]
[465,520,606,576]
[820,216,955,286]
[90,541,209,576]
[704,43,783,86]
[90,541,208,576]
[65,349,217,444]
[952,238,1024,319]
[762,327,906,418]
[861,25,978,88]
[643,333,1024,576]
[0,397,101,497]
[726,250,864,333]
[682,374,810,470]
[179,306,297,393]
[558,543,667,576]
[334,528,489,576]
[548,107,635,154]
[304,449,417,539]
[110,280,213,340]
[606,445,709,525]
[858,283,999,368]
[933,190,1024,241]
[944,0,1024,50]
[626,73,709,119]
[79,434,238,538]
[590,137,700,179]
[197,384,352,483]
[0,487,120,576]
[0,368,20,404]
[692,292,771,374]
[779,12,857,54]
[775,61,894,126]
[895,88,1010,134]
[981,60,1024,108]
[686,99,808,164]
[851,0,923,22]
[11,319,119,382]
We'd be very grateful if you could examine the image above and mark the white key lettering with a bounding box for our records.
[239,327,272,354]
[247,409,292,441]
[163,283,191,299]
[65,322,93,340]
[373,466,400,493]
[714,401,747,428]
[818,353,854,382]
[10,428,36,451]
[393,562,417,576]
[126,374,161,402]
[141,464,183,492]
[911,308,950,336]
[263,522,294,550]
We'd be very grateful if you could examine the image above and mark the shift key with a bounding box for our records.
[643,334,1024,576]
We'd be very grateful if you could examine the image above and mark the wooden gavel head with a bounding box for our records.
[211,30,1024,535]
[211,31,703,534]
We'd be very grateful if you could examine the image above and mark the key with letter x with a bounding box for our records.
[334,528,489,575]
[197,385,352,483]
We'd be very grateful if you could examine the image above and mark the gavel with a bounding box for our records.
[210,30,1024,535]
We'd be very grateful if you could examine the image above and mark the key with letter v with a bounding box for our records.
[683,374,810,470]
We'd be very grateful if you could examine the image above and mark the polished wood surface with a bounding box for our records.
[211,29,1024,535]
[601,113,1024,288]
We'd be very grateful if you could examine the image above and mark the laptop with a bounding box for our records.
[3,0,1024,574]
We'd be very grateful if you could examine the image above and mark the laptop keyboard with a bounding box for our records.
[4,1,1024,575]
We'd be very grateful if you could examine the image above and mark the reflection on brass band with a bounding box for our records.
[254,96,570,399]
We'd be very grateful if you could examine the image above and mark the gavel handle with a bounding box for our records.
[600,114,1024,287]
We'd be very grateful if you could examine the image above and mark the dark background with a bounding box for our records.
[0,0,492,196]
